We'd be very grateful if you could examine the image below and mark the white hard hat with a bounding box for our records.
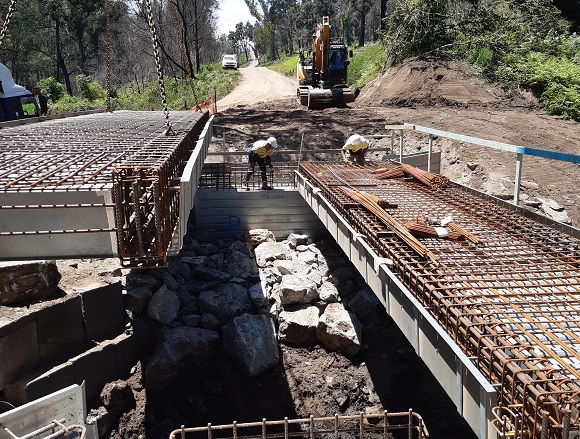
[267,136,278,149]
[347,134,364,146]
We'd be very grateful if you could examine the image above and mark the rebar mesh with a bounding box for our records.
[298,162,580,439]
[169,411,428,439]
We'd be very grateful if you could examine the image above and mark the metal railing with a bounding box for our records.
[391,123,580,206]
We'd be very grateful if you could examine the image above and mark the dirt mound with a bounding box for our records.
[355,58,537,109]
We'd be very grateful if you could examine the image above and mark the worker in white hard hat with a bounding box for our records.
[341,134,368,165]
[242,136,279,190]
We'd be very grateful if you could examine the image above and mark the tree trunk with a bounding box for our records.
[193,0,201,74]
[380,0,387,32]
[358,8,366,47]
[55,19,73,95]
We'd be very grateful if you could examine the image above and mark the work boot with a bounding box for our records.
[261,181,273,190]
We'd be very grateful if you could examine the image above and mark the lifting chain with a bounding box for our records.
[105,0,112,112]
[145,0,175,135]
[0,0,18,49]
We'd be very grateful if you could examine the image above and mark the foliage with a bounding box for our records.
[383,0,454,66]
[540,83,580,120]
[112,63,238,111]
[52,95,104,113]
[347,42,387,89]
[268,55,299,77]
[381,0,580,121]
[37,77,66,102]
[75,75,107,101]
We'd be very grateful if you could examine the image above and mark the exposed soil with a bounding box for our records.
[50,58,579,439]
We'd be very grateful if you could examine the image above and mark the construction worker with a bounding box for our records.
[242,136,279,190]
[341,134,369,165]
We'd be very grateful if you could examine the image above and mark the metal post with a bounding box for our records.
[399,129,404,163]
[390,130,394,155]
[513,152,523,206]
[428,134,433,172]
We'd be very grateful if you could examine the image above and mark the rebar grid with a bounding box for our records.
[169,411,428,439]
[0,111,209,267]
[199,162,307,190]
[0,111,201,190]
[298,162,580,439]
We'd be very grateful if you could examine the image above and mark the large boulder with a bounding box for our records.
[316,303,362,356]
[227,251,259,278]
[245,229,275,248]
[348,287,382,322]
[147,285,180,325]
[0,261,61,306]
[273,260,310,276]
[198,283,254,322]
[222,314,279,376]
[124,285,153,315]
[278,274,318,305]
[279,305,320,346]
[190,266,232,282]
[254,242,291,266]
[249,281,269,308]
[145,326,220,393]
[318,281,339,303]
[537,197,572,224]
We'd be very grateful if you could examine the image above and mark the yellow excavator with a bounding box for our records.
[297,16,356,109]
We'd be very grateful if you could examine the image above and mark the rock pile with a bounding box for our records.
[124,228,383,392]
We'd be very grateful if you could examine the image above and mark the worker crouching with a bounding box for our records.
[341,134,368,165]
[243,136,278,190]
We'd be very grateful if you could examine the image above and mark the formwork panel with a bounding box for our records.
[194,188,324,241]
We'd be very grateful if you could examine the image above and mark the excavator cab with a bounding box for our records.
[296,18,356,109]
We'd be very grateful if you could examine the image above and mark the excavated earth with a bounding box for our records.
[33,57,580,439]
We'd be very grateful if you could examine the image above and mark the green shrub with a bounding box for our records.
[36,77,65,102]
[539,83,580,121]
[112,64,237,111]
[53,94,104,113]
[348,43,387,89]
[75,74,107,101]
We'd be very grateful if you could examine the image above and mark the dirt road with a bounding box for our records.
[216,59,296,111]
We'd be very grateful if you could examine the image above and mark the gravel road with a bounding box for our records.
[216,59,296,111]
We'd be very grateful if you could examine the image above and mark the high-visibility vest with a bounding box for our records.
[342,134,368,153]
[250,140,274,158]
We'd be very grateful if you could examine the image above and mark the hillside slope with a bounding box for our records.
[354,58,579,226]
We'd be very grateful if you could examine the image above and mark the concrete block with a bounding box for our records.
[3,361,74,406]
[113,323,149,376]
[0,322,40,390]
[0,307,35,339]
[36,295,85,362]
[73,343,117,403]
[82,282,125,341]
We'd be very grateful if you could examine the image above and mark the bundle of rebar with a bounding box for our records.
[341,187,436,261]
[448,221,482,244]
[401,164,449,190]
[353,189,398,208]
[374,165,405,180]
[403,220,465,241]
